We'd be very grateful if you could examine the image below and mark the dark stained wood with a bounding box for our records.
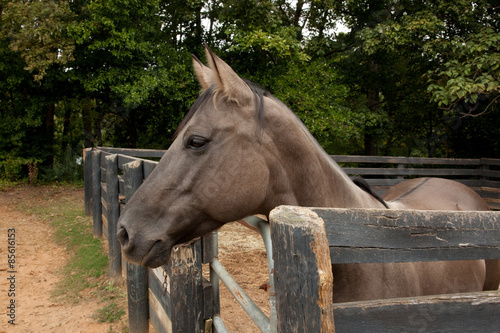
[310,208,500,264]
[343,167,482,177]
[333,155,481,165]
[122,159,150,333]
[169,240,205,333]
[83,148,93,215]
[127,261,150,333]
[333,291,500,333]
[92,150,102,238]
[270,206,500,332]
[270,206,335,333]
[105,154,122,282]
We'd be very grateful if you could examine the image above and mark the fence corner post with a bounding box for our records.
[122,160,149,333]
[270,205,335,333]
[83,148,93,216]
[92,149,102,238]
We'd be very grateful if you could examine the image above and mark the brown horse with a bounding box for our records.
[117,46,500,302]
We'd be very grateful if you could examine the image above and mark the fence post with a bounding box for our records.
[83,148,93,215]
[105,154,122,282]
[122,160,149,333]
[270,205,335,333]
[169,240,205,333]
[92,150,102,238]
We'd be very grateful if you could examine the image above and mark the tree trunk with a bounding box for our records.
[61,102,71,152]
[44,103,55,166]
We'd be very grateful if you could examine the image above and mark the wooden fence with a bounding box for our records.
[270,206,500,332]
[83,147,215,333]
[334,155,500,210]
[83,147,500,332]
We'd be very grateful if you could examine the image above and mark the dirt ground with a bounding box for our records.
[0,186,270,333]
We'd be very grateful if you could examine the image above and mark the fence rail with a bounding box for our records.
[270,206,500,332]
[83,147,500,332]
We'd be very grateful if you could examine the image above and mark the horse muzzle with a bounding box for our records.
[117,221,173,268]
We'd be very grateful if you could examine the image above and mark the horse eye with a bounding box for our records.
[187,136,209,150]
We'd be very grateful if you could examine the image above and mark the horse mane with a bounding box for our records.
[174,79,270,140]
[351,177,389,208]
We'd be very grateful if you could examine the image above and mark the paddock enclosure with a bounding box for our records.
[84,147,500,332]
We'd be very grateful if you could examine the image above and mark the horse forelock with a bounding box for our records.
[174,80,269,140]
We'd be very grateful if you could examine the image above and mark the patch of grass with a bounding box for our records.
[13,185,108,300]
[94,302,126,323]
[48,202,109,300]
[12,184,130,331]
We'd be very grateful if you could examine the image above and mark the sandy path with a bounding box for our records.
[0,186,272,333]
[0,187,121,333]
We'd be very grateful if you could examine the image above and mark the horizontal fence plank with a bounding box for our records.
[307,208,500,264]
[482,188,500,200]
[333,155,481,166]
[483,169,500,178]
[333,291,500,333]
[343,167,483,177]
[149,290,172,333]
[99,146,166,158]
[483,179,500,188]
[148,267,172,320]
[482,158,500,166]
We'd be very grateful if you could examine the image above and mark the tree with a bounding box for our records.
[329,0,500,156]
[428,27,500,117]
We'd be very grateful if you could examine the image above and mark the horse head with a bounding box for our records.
[117,47,278,267]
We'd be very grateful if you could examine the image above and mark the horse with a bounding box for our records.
[117,46,500,302]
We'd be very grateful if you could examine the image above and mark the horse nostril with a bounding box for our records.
[117,225,129,249]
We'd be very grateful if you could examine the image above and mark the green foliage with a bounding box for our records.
[428,27,500,115]
[1,0,75,81]
[1,154,23,181]
[1,0,500,161]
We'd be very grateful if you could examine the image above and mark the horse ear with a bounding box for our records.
[192,54,213,91]
[204,46,253,105]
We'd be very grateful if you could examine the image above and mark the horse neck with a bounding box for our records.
[262,100,385,212]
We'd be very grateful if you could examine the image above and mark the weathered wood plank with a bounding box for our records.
[105,154,122,282]
[270,206,335,333]
[367,179,483,189]
[149,266,172,314]
[122,159,149,333]
[149,290,172,333]
[309,208,500,264]
[127,262,149,333]
[143,160,158,179]
[83,148,93,215]
[99,146,166,158]
[333,155,481,165]
[482,158,500,166]
[92,150,102,238]
[101,213,108,239]
[483,169,500,178]
[168,240,205,333]
[343,167,482,177]
[333,291,500,333]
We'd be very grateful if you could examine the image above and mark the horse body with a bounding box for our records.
[117,46,500,302]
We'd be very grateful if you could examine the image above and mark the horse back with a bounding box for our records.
[383,177,490,211]
[384,177,500,291]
